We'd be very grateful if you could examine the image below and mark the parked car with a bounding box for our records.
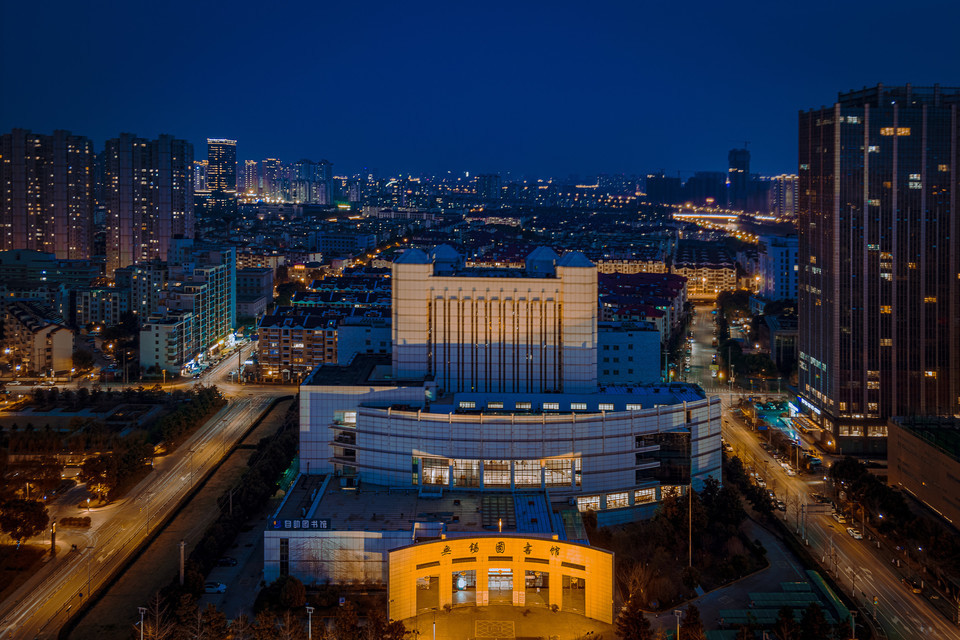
[216,556,238,567]
[776,500,786,512]
[846,527,863,540]
[204,581,227,594]
[832,512,847,524]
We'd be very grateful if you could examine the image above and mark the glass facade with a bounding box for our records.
[799,85,960,455]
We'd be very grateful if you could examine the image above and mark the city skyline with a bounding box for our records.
[3,1,959,176]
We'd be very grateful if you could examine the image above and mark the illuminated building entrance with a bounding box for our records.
[488,568,513,604]
[388,535,614,624]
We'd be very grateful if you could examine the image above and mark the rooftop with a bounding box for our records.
[300,353,398,387]
[891,416,960,462]
[274,476,582,540]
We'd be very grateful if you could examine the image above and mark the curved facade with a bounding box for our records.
[325,394,721,519]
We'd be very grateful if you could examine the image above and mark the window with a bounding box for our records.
[459,401,476,409]
[880,339,892,346]
[488,401,504,409]
[576,496,600,512]
[515,460,541,487]
[516,402,531,410]
[626,403,642,411]
[483,460,510,487]
[606,492,629,509]
[635,488,656,504]
[598,403,614,411]
[570,403,587,411]
[880,305,891,314]
[925,370,938,378]
[543,402,560,411]
[279,539,289,576]
[422,458,449,485]
[544,458,576,486]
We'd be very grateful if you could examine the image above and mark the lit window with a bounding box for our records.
[606,492,629,509]
[880,305,892,314]
[458,401,476,409]
[516,402,531,410]
[880,339,892,346]
[598,403,614,411]
[542,402,560,411]
[487,401,503,409]
[635,488,656,504]
[924,296,937,303]
[925,370,937,378]
[939,164,950,172]
[626,403,643,411]
[576,495,600,512]
[570,403,587,411]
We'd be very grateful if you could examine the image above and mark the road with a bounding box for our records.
[0,341,297,639]
[688,304,958,639]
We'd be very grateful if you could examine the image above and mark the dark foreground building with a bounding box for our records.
[798,84,960,455]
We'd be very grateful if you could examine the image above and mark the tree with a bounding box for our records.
[80,454,118,501]
[615,595,653,640]
[278,576,306,609]
[680,604,706,640]
[773,606,799,640]
[0,499,49,545]
[799,602,832,640]
[331,601,360,640]
[72,349,95,371]
[364,609,407,640]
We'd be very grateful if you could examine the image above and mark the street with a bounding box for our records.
[0,341,296,639]
[686,304,958,639]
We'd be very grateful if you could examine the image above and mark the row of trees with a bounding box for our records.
[617,602,705,640]
[590,477,764,609]
[79,436,154,501]
[136,594,405,640]
[830,456,960,580]
[149,386,226,447]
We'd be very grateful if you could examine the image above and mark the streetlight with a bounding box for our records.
[305,605,314,640]
[674,609,683,640]
[138,606,147,640]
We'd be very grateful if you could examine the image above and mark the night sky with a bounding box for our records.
[2,1,958,177]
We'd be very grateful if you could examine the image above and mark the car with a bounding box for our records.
[755,477,766,489]
[846,527,863,539]
[776,500,786,512]
[216,556,238,567]
[901,577,922,593]
[203,581,227,594]
[784,468,796,477]
[832,512,847,524]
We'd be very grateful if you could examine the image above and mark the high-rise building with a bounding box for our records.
[243,160,258,194]
[0,129,94,259]
[798,84,960,455]
[207,138,236,214]
[260,158,283,200]
[727,148,750,210]
[770,174,799,217]
[291,159,334,204]
[103,133,194,274]
[475,174,502,201]
[682,171,726,206]
[193,160,209,193]
[757,234,799,301]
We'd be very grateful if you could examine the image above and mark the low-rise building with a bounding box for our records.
[597,321,661,385]
[888,417,960,528]
[2,301,74,375]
